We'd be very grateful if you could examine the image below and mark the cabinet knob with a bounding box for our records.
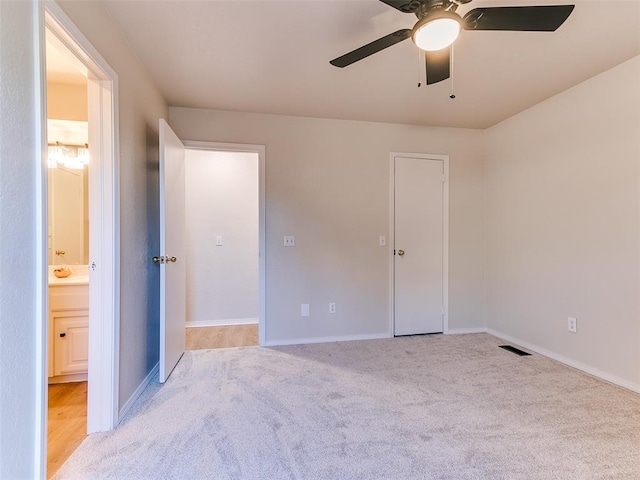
[59,332,66,338]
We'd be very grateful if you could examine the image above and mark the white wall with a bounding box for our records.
[484,56,640,389]
[55,1,169,410]
[0,2,43,477]
[169,108,486,344]
[185,150,258,325]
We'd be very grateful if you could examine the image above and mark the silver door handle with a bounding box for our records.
[152,256,177,264]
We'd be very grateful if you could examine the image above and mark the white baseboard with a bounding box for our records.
[264,332,391,347]
[486,328,640,394]
[446,327,487,335]
[186,318,258,328]
[118,362,159,423]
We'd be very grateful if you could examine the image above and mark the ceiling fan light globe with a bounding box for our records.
[413,17,460,51]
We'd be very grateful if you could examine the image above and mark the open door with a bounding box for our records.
[158,119,186,383]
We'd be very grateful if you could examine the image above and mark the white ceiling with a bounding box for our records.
[102,0,640,129]
[46,31,87,85]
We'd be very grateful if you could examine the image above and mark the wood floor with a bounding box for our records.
[47,324,257,477]
[47,381,87,479]
[186,323,258,350]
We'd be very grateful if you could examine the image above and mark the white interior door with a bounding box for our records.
[159,119,186,383]
[394,156,444,336]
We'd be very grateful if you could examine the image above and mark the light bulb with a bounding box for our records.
[77,144,90,165]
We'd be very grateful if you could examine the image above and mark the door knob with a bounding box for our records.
[59,332,66,338]
[152,256,177,264]
[398,249,405,257]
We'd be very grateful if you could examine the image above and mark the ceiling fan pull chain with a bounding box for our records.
[449,44,456,99]
[417,49,423,87]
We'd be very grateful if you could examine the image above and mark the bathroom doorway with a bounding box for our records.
[45,31,91,477]
[182,143,266,349]
[39,4,120,478]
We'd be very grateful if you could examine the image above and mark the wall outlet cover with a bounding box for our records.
[568,316,577,333]
[329,302,336,314]
[301,303,309,317]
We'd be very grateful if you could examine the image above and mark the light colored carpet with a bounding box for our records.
[54,334,640,479]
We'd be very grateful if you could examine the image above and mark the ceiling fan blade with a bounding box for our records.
[425,48,450,85]
[330,29,411,68]
[463,5,575,32]
[378,0,422,14]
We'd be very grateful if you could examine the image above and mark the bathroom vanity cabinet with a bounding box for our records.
[48,283,88,382]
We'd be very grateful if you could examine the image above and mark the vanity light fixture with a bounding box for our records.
[48,142,89,169]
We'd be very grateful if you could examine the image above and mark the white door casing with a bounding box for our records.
[391,154,448,336]
[158,119,186,383]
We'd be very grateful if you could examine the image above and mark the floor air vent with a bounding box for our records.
[499,345,531,356]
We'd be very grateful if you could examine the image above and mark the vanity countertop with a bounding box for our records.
[49,265,89,286]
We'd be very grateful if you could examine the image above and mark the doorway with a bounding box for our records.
[45,32,91,477]
[183,149,260,349]
[183,142,266,348]
[39,3,119,478]
[390,153,449,336]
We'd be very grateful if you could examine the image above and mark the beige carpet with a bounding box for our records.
[54,334,640,479]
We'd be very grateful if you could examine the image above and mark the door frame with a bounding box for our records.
[183,141,266,346]
[388,152,449,336]
[36,2,120,475]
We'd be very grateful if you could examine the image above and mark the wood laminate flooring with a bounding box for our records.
[186,324,258,350]
[47,381,87,479]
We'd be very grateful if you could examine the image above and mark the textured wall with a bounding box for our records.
[55,1,168,410]
[484,56,640,388]
[0,2,42,477]
[169,108,486,343]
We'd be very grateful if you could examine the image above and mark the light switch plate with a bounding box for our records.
[379,235,386,247]
[216,236,223,246]
[301,304,309,317]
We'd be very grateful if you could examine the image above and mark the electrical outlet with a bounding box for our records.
[284,236,295,247]
[329,302,336,314]
[301,304,309,317]
[567,316,577,333]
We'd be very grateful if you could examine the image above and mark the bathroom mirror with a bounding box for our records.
[47,119,89,266]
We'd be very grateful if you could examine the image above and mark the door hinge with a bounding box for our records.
[442,175,446,183]
[441,306,445,315]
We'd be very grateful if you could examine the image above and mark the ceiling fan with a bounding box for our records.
[330,0,575,85]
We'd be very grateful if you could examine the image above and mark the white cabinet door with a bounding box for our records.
[53,312,89,376]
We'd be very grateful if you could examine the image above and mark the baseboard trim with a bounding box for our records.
[264,332,391,347]
[186,318,258,328]
[446,327,487,335]
[486,328,640,394]
[118,362,159,423]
